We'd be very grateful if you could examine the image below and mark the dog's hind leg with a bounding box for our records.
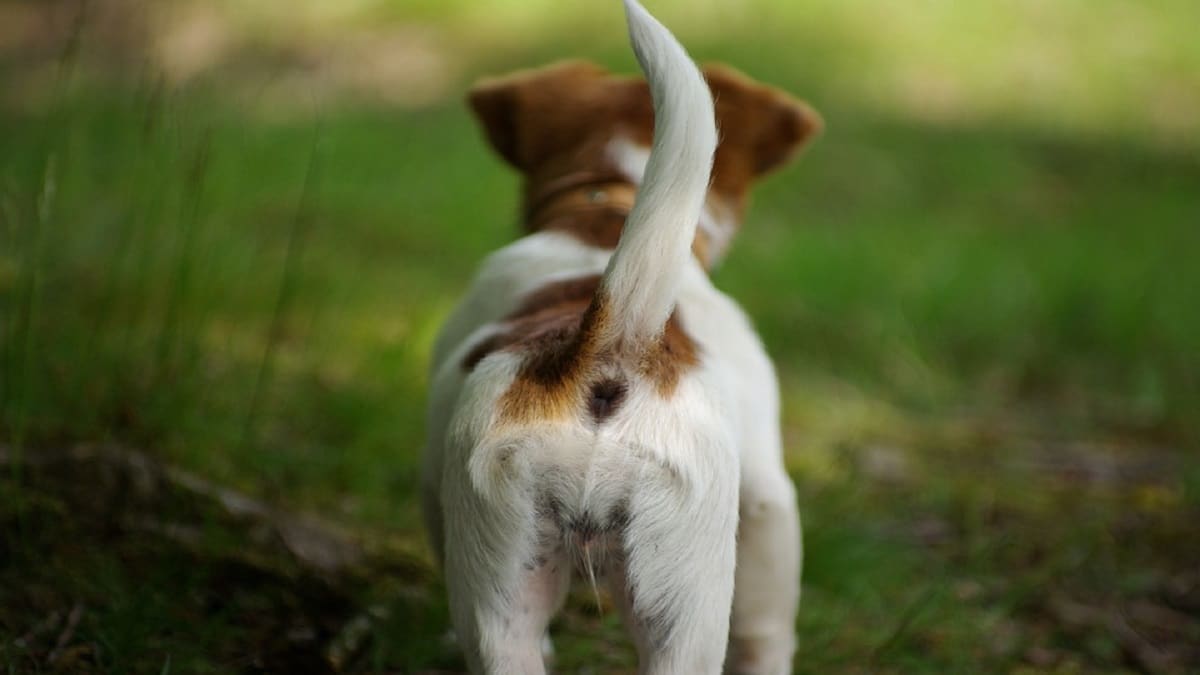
[608,457,740,675]
[442,477,570,675]
[726,448,801,674]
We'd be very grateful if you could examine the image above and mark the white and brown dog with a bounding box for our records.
[421,1,820,673]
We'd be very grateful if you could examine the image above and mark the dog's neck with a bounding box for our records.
[523,169,720,268]
[524,171,636,248]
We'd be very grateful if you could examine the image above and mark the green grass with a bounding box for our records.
[2,0,1199,671]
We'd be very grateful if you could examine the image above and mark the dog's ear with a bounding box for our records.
[467,61,612,171]
[467,77,521,168]
[703,64,823,177]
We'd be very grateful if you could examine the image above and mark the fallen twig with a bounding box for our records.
[0,442,365,574]
[47,602,83,664]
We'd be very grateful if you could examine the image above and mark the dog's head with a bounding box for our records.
[467,60,822,265]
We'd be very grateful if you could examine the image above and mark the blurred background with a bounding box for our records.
[1,0,1198,672]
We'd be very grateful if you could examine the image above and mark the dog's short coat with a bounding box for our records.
[421,1,821,673]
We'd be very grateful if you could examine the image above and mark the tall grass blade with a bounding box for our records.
[240,124,324,453]
[155,131,212,381]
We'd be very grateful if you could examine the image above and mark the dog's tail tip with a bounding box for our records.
[621,0,655,31]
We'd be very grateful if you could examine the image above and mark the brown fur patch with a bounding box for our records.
[461,277,600,372]
[460,276,601,422]
[460,274,699,424]
[467,62,651,256]
[641,311,702,396]
[508,274,603,319]
[497,290,609,424]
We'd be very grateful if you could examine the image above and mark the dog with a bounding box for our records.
[421,1,821,672]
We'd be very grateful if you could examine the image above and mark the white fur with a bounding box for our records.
[421,1,801,673]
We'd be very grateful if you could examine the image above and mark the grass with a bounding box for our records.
[1,0,1199,672]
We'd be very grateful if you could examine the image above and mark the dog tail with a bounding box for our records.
[589,0,716,352]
